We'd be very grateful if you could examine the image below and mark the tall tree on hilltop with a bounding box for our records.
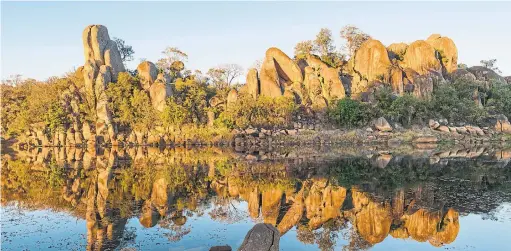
[294,40,314,59]
[207,64,244,90]
[113,37,135,64]
[157,47,189,79]
[314,28,335,57]
[340,25,371,58]
[312,28,345,68]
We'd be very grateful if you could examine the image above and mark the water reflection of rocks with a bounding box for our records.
[2,146,510,250]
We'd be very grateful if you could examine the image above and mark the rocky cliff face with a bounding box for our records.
[240,47,345,110]
[82,25,126,143]
[259,47,303,98]
[236,33,464,110]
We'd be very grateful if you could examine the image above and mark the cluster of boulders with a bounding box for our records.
[345,34,461,100]
[81,25,174,144]
[428,118,511,136]
[229,47,346,111]
[231,33,509,111]
[19,25,178,148]
[16,25,511,149]
[233,127,300,150]
[136,61,173,112]
[229,34,463,108]
[19,125,234,148]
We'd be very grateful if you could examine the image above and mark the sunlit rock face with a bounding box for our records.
[352,39,392,91]
[151,178,169,215]
[430,208,460,246]
[260,55,284,98]
[82,25,126,142]
[387,42,408,60]
[248,188,261,219]
[240,68,260,99]
[239,47,346,108]
[400,40,442,75]
[149,73,173,112]
[262,47,303,91]
[305,55,346,101]
[426,34,458,74]
[260,47,302,98]
[226,89,238,107]
[137,61,158,90]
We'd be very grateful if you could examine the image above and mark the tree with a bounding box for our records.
[480,59,502,73]
[314,28,335,57]
[207,64,243,89]
[340,25,371,57]
[2,74,23,86]
[160,97,187,129]
[173,78,208,124]
[157,47,189,80]
[251,59,263,70]
[158,47,188,71]
[294,40,314,59]
[106,72,140,126]
[113,37,135,63]
[313,28,345,67]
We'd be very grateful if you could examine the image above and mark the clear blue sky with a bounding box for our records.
[2,1,511,81]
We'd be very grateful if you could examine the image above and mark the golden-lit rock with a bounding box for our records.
[401,40,441,75]
[426,34,458,74]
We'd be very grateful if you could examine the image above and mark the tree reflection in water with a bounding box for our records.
[2,146,510,250]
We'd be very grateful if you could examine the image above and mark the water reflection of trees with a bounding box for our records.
[2,146,510,250]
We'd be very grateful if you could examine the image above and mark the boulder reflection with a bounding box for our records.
[2,146,510,250]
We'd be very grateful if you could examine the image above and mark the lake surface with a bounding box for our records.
[1,146,511,250]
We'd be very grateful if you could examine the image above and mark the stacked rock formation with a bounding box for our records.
[137,61,173,112]
[259,47,303,98]
[426,34,458,74]
[82,25,126,143]
[236,34,464,109]
[349,39,392,94]
[342,34,460,99]
[238,47,345,110]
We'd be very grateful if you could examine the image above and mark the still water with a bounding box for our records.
[2,146,511,250]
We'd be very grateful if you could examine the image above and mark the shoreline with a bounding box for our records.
[5,126,510,153]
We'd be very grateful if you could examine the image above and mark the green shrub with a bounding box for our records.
[130,89,157,132]
[430,80,487,123]
[44,101,69,133]
[160,97,187,129]
[329,98,372,127]
[217,94,297,129]
[487,83,511,118]
[373,86,394,116]
[387,94,428,126]
[2,77,70,136]
[174,78,208,124]
[106,72,141,126]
